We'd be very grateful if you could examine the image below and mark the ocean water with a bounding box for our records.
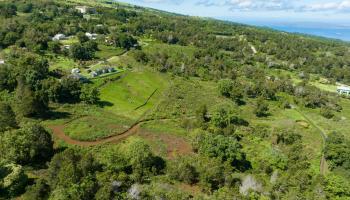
[268,25,350,42]
[220,17,350,42]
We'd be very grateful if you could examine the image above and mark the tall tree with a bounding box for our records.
[0,102,17,132]
[0,123,53,165]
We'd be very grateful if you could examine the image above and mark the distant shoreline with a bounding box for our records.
[218,18,350,42]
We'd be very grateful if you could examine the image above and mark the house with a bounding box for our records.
[75,6,88,14]
[69,73,86,81]
[63,45,71,50]
[107,67,115,73]
[337,86,350,95]
[53,34,66,41]
[85,32,98,40]
[76,6,96,14]
[71,68,80,74]
[96,69,102,75]
[91,71,98,78]
[105,36,113,45]
[0,59,5,65]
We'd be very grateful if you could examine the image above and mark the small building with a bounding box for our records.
[107,67,115,73]
[53,34,66,41]
[69,73,86,81]
[337,86,350,95]
[0,59,5,65]
[71,68,80,74]
[96,69,102,75]
[85,32,98,40]
[75,6,88,14]
[91,71,98,78]
[63,45,71,50]
[75,6,96,14]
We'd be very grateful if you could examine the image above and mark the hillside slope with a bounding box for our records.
[0,0,350,199]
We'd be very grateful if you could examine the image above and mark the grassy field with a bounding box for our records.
[96,45,125,59]
[63,113,133,141]
[49,56,79,71]
[99,70,170,120]
[60,37,79,45]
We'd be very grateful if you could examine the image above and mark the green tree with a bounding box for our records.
[218,79,233,97]
[22,179,50,200]
[111,33,138,50]
[324,132,350,170]
[122,138,163,182]
[0,102,17,132]
[0,123,53,165]
[167,157,198,184]
[194,133,245,167]
[254,97,269,117]
[77,32,89,43]
[15,79,48,117]
[0,163,28,198]
[80,85,100,104]
[48,41,61,54]
[70,43,94,61]
[0,3,17,18]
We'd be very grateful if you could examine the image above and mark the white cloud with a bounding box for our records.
[196,0,350,13]
[136,0,184,4]
[300,1,350,12]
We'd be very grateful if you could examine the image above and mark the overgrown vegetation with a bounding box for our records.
[0,0,349,199]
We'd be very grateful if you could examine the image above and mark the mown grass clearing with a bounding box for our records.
[49,56,79,71]
[63,114,133,141]
[42,103,133,141]
[99,70,170,120]
[96,45,125,59]
[60,37,79,45]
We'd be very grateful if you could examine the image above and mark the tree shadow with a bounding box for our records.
[45,110,71,120]
[97,100,114,108]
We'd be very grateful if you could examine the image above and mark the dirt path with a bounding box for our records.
[295,108,328,175]
[49,122,141,147]
[48,117,193,147]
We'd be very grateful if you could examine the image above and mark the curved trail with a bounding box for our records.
[295,109,328,175]
[48,117,194,147]
[49,118,154,147]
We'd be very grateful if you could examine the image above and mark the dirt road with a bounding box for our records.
[49,122,141,147]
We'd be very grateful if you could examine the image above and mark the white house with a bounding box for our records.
[53,34,66,41]
[75,6,88,14]
[75,6,96,14]
[337,86,350,95]
[0,59,5,65]
[91,71,98,78]
[85,32,98,40]
[71,68,80,74]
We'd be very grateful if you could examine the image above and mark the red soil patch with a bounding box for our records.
[178,183,202,195]
[138,131,193,159]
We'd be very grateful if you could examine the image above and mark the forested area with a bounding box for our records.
[0,0,350,199]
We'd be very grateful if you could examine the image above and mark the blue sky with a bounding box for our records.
[117,0,350,26]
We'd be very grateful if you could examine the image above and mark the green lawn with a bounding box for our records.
[63,113,133,141]
[49,56,79,71]
[99,70,170,120]
[60,37,79,45]
[96,45,125,59]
